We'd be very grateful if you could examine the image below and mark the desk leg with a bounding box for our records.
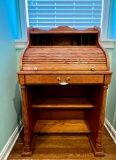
[21,85,32,156]
[89,84,108,156]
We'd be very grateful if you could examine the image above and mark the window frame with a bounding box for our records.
[19,0,111,39]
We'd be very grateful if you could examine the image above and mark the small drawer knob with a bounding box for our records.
[34,67,38,71]
[91,66,95,71]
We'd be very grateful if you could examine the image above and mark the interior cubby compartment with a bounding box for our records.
[30,34,39,45]
[38,34,46,45]
[54,34,73,46]
[46,34,54,45]
[81,34,89,45]
[88,33,98,45]
[30,33,98,46]
[73,33,98,46]
[30,34,46,46]
[73,34,81,45]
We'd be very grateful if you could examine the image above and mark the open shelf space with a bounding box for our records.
[33,120,91,134]
[32,97,94,108]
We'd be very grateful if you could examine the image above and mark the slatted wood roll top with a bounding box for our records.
[20,26,110,72]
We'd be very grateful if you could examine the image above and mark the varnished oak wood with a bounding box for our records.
[25,75,104,84]
[17,26,112,157]
[23,47,107,71]
[20,26,110,72]
[8,128,116,160]
[32,97,94,108]
[18,75,24,85]
[33,120,91,133]
[21,85,32,156]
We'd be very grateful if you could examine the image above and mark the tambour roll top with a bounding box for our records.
[20,26,110,72]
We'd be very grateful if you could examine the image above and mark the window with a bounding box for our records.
[19,0,110,38]
[26,0,102,30]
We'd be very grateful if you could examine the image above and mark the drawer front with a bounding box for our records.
[25,75,104,84]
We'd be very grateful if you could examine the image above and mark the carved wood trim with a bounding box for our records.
[27,26,100,33]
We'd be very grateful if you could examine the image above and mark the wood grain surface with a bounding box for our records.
[17,26,112,157]
[32,97,94,108]
[33,120,91,133]
[8,128,116,160]
[22,47,107,71]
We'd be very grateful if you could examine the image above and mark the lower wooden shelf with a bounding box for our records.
[33,120,91,134]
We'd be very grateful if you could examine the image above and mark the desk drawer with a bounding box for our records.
[25,75,104,84]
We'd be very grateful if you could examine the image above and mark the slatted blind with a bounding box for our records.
[27,0,102,30]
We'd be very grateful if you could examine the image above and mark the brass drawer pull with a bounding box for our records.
[57,77,70,85]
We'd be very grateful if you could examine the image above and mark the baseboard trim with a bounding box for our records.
[0,120,23,160]
[104,118,116,144]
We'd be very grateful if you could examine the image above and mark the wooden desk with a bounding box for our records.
[17,26,112,156]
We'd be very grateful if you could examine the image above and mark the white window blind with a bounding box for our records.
[26,0,103,30]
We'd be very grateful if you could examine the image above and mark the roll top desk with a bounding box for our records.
[17,26,112,156]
